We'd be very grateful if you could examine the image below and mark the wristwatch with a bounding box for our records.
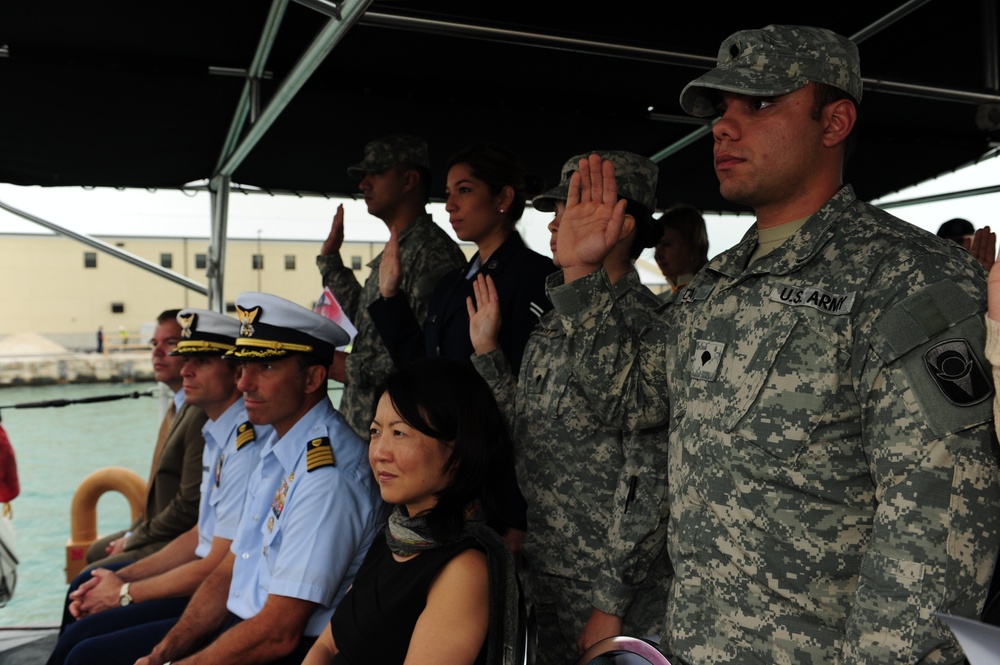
[119,582,133,607]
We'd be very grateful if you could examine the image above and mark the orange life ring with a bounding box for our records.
[65,466,146,582]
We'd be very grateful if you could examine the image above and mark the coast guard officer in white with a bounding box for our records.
[135,293,386,665]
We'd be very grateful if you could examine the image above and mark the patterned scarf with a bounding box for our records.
[385,501,484,556]
[383,501,519,665]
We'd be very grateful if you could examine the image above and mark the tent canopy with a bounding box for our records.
[1,0,999,217]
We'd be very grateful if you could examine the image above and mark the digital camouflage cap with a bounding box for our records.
[533,150,658,213]
[679,24,862,117]
[346,134,430,180]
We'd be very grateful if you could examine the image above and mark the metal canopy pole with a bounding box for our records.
[206,0,372,309]
[207,0,290,312]
[214,0,289,174]
[207,176,231,312]
[0,200,208,294]
[216,0,373,180]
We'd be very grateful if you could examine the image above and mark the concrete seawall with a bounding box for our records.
[0,333,154,386]
[0,352,154,386]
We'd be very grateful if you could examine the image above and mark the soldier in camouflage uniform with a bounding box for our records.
[317,134,467,439]
[550,25,1000,664]
[469,151,672,665]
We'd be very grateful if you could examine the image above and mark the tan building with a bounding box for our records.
[0,232,479,350]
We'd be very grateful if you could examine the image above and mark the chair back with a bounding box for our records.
[575,636,672,665]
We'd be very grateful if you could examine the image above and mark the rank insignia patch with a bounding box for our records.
[236,421,256,450]
[306,436,335,472]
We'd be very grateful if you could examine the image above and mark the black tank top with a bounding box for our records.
[330,535,487,665]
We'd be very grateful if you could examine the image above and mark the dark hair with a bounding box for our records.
[623,198,659,261]
[293,352,330,373]
[659,204,709,271]
[811,83,860,158]
[446,144,544,226]
[937,217,975,240]
[378,356,514,538]
[401,164,432,204]
[157,309,181,324]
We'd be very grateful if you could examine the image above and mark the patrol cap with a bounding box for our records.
[228,292,349,366]
[679,24,863,118]
[171,309,240,356]
[346,134,430,180]
[533,150,659,213]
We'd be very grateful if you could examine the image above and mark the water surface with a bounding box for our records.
[0,382,162,626]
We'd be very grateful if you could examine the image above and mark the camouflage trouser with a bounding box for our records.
[523,568,663,665]
[523,570,592,665]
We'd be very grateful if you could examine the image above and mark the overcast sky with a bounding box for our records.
[1,151,998,270]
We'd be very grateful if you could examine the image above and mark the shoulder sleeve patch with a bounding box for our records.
[306,436,336,472]
[923,338,992,406]
[235,421,256,450]
[871,281,993,435]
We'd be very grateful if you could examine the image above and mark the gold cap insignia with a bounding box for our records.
[178,312,196,338]
[236,304,262,338]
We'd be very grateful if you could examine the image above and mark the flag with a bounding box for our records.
[314,287,357,351]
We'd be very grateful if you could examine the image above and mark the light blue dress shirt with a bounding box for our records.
[227,397,385,637]
[194,399,269,558]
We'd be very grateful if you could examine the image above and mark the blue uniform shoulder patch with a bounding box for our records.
[306,436,335,471]
[235,421,256,450]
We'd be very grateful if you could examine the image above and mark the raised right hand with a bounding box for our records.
[557,154,627,282]
[320,204,345,256]
[467,274,501,355]
[379,228,402,298]
[971,225,996,272]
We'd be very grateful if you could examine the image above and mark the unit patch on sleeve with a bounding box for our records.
[306,436,336,471]
[923,339,992,406]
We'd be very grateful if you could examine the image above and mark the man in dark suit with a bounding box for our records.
[84,309,208,568]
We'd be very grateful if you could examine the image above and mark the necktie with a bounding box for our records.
[147,401,177,491]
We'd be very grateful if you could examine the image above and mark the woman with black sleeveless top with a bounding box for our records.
[301,357,519,665]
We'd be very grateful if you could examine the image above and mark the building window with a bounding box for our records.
[84,252,97,268]
[160,253,173,269]
[351,256,362,271]
[111,302,125,314]
[115,242,125,248]
[225,302,237,313]
[252,254,264,270]
[195,253,207,270]
[285,255,296,270]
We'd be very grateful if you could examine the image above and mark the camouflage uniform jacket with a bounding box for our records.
[472,269,671,622]
[549,186,1000,664]
[317,214,466,438]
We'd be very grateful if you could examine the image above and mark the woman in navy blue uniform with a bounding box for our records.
[369,143,555,377]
